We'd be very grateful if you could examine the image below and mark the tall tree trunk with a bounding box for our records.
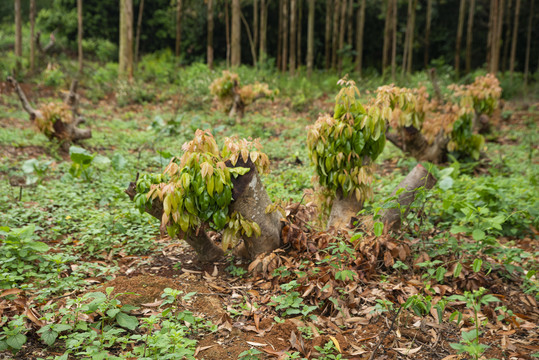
[289,0,297,75]
[406,0,417,74]
[253,0,259,51]
[15,0,22,58]
[382,0,392,73]
[225,0,231,68]
[77,0,83,74]
[523,0,534,85]
[487,0,499,73]
[134,0,144,68]
[502,0,512,71]
[119,0,133,80]
[402,0,413,75]
[282,0,289,72]
[259,0,267,59]
[175,0,183,57]
[207,0,214,69]
[487,0,494,70]
[231,0,241,67]
[390,0,397,80]
[509,0,521,78]
[277,0,283,70]
[240,9,257,66]
[455,0,467,78]
[494,0,505,73]
[355,0,366,75]
[325,0,332,69]
[307,0,315,77]
[337,0,347,73]
[465,0,476,74]
[331,0,340,70]
[297,0,302,68]
[424,0,432,68]
[30,0,36,73]
[347,0,354,46]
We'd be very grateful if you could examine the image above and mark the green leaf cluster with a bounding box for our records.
[0,225,50,288]
[134,130,265,250]
[448,112,484,160]
[0,315,29,354]
[307,78,385,201]
[68,146,96,181]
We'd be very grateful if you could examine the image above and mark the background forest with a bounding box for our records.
[0,1,538,360]
[1,0,539,82]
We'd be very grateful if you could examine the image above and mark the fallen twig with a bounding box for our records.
[368,306,402,360]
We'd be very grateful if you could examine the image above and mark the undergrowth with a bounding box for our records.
[0,58,537,359]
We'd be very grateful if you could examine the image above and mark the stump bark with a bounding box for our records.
[386,126,449,164]
[227,80,269,120]
[327,190,363,230]
[228,158,283,259]
[126,159,283,262]
[326,164,437,232]
[125,181,225,262]
[381,163,437,232]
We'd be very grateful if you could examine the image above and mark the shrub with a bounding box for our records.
[116,79,156,107]
[42,64,66,87]
[37,102,73,138]
[374,74,501,160]
[135,130,270,250]
[307,78,386,210]
[209,70,277,117]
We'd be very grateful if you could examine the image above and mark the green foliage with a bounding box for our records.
[448,288,499,360]
[22,158,51,185]
[449,112,484,160]
[269,282,317,320]
[33,287,212,360]
[209,70,277,115]
[313,340,344,360]
[436,164,538,237]
[238,348,263,360]
[0,58,537,359]
[377,74,502,160]
[68,145,96,181]
[307,78,385,203]
[116,79,156,107]
[226,262,248,277]
[0,315,29,354]
[42,65,66,87]
[135,130,269,250]
[0,225,49,289]
[138,49,177,84]
[82,38,118,63]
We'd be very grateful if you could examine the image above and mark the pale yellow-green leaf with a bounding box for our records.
[163,193,172,215]
[179,212,189,232]
[181,173,190,189]
[251,222,261,237]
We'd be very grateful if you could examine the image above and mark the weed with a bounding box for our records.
[0,315,29,354]
[269,282,317,320]
[314,340,344,359]
[238,348,263,360]
[448,287,499,360]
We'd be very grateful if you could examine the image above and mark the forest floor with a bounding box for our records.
[0,74,538,360]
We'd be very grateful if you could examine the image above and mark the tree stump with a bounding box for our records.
[126,159,283,262]
[326,164,437,232]
[228,158,283,259]
[7,76,91,147]
[381,163,437,232]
